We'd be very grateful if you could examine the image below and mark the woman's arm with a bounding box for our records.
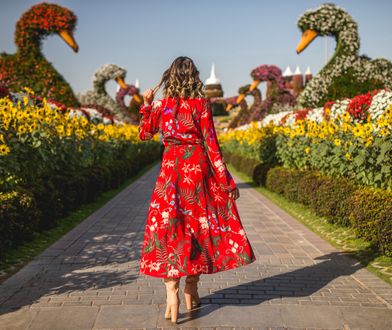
[200,99,237,193]
[138,100,163,141]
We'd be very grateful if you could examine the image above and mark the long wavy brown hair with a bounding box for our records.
[155,56,205,99]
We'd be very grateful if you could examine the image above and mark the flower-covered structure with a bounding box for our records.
[77,64,140,123]
[296,3,392,108]
[115,84,142,124]
[227,84,262,129]
[220,89,392,190]
[0,3,80,107]
[231,65,296,126]
[211,96,247,113]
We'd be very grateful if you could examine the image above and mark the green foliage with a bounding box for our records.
[264,166,391,256]
[312,177,357,226]
[0,190,41,256]
[275,133,392,190]
[0,143,161,257]
[259,133,280,165]
[349,188,392,256]
[318,68,386,107]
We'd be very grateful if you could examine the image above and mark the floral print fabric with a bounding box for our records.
[138,97,256,278]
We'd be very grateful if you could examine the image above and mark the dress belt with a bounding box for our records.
[164,139,204,146]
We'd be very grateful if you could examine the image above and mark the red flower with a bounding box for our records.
[347,91,373,121]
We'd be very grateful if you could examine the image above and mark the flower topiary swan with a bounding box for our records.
[0,2,79,107]
[77,64,140,123]
[296,3,392,108]
[229,65,296,125]
[115,84,142,124]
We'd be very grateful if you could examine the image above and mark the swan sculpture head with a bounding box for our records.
[92,64,127,94]
[296,3,359,54]
[15,2,78,54]
[234,65,285,106]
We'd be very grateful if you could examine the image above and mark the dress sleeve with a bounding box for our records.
[138,100,163,141]
[200,99,237,193]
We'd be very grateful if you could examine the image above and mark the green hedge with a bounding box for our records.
[0,143,161,257]
[225,151,392,257]
[0,190,41,256]
[223,150,272,187]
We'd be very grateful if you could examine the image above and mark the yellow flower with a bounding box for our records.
[328,122,337,135]
[364,136,374,147]
[305,147,311,154]
[0,144,10,156]
[352,125,363,137]
[379,128,389,136]
[363,123,373,134]
[343,112,351,122]
[334,139,342,147]
[97,123,105,131]
[345,153,351,160]
[18,126,27,134]
[23,87,34,94]
[98,134,109,142]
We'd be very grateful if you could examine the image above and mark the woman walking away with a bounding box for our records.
[138,56,256,324]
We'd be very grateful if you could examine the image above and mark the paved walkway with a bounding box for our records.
[1,163,392,330]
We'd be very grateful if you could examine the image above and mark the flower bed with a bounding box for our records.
[220,89,392,257]
[220,89,392,190]
[0,90,161,256]
[222,150,392,257]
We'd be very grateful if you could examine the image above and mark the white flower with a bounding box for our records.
[214,159,225,173]
[168,268,179,277]
[199,216,208,229]
[148,261,161,271]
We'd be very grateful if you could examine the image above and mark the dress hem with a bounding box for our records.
[138,256,257,279]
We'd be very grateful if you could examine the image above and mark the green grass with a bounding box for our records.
[0,160,159,284]
[227,163,392,286]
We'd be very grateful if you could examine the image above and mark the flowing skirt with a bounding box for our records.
[139,144,256,278]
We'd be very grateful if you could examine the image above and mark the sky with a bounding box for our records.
[1,0,392,100]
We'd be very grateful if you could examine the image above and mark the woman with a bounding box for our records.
[138,56,256,324]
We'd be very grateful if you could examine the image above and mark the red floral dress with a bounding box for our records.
[138,97,256,278]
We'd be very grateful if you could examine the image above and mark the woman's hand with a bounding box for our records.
[229,187,240,200]
[142,89,154,105]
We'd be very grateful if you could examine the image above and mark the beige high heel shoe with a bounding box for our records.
[164,277,180,323]
[184,274,201,311]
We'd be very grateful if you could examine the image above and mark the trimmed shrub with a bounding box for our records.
[312,177,357,226]
[296,171,326,206]
[0,144,162,257]
[265,167,292,195]
[227,152,392,257]
[0,190,41,256]
[28,179,63,230]
[349,188,392,255]
[283,170,305,203]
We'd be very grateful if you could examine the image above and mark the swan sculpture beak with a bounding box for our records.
[226,104,233,111]
[116,77,128,90]
[236,94,246,104]
[249,79,260,92]
[133,94,142,104]
[59,30,79,52]
[296,29,318,54]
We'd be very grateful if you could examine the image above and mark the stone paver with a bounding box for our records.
[0,163,391,329]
